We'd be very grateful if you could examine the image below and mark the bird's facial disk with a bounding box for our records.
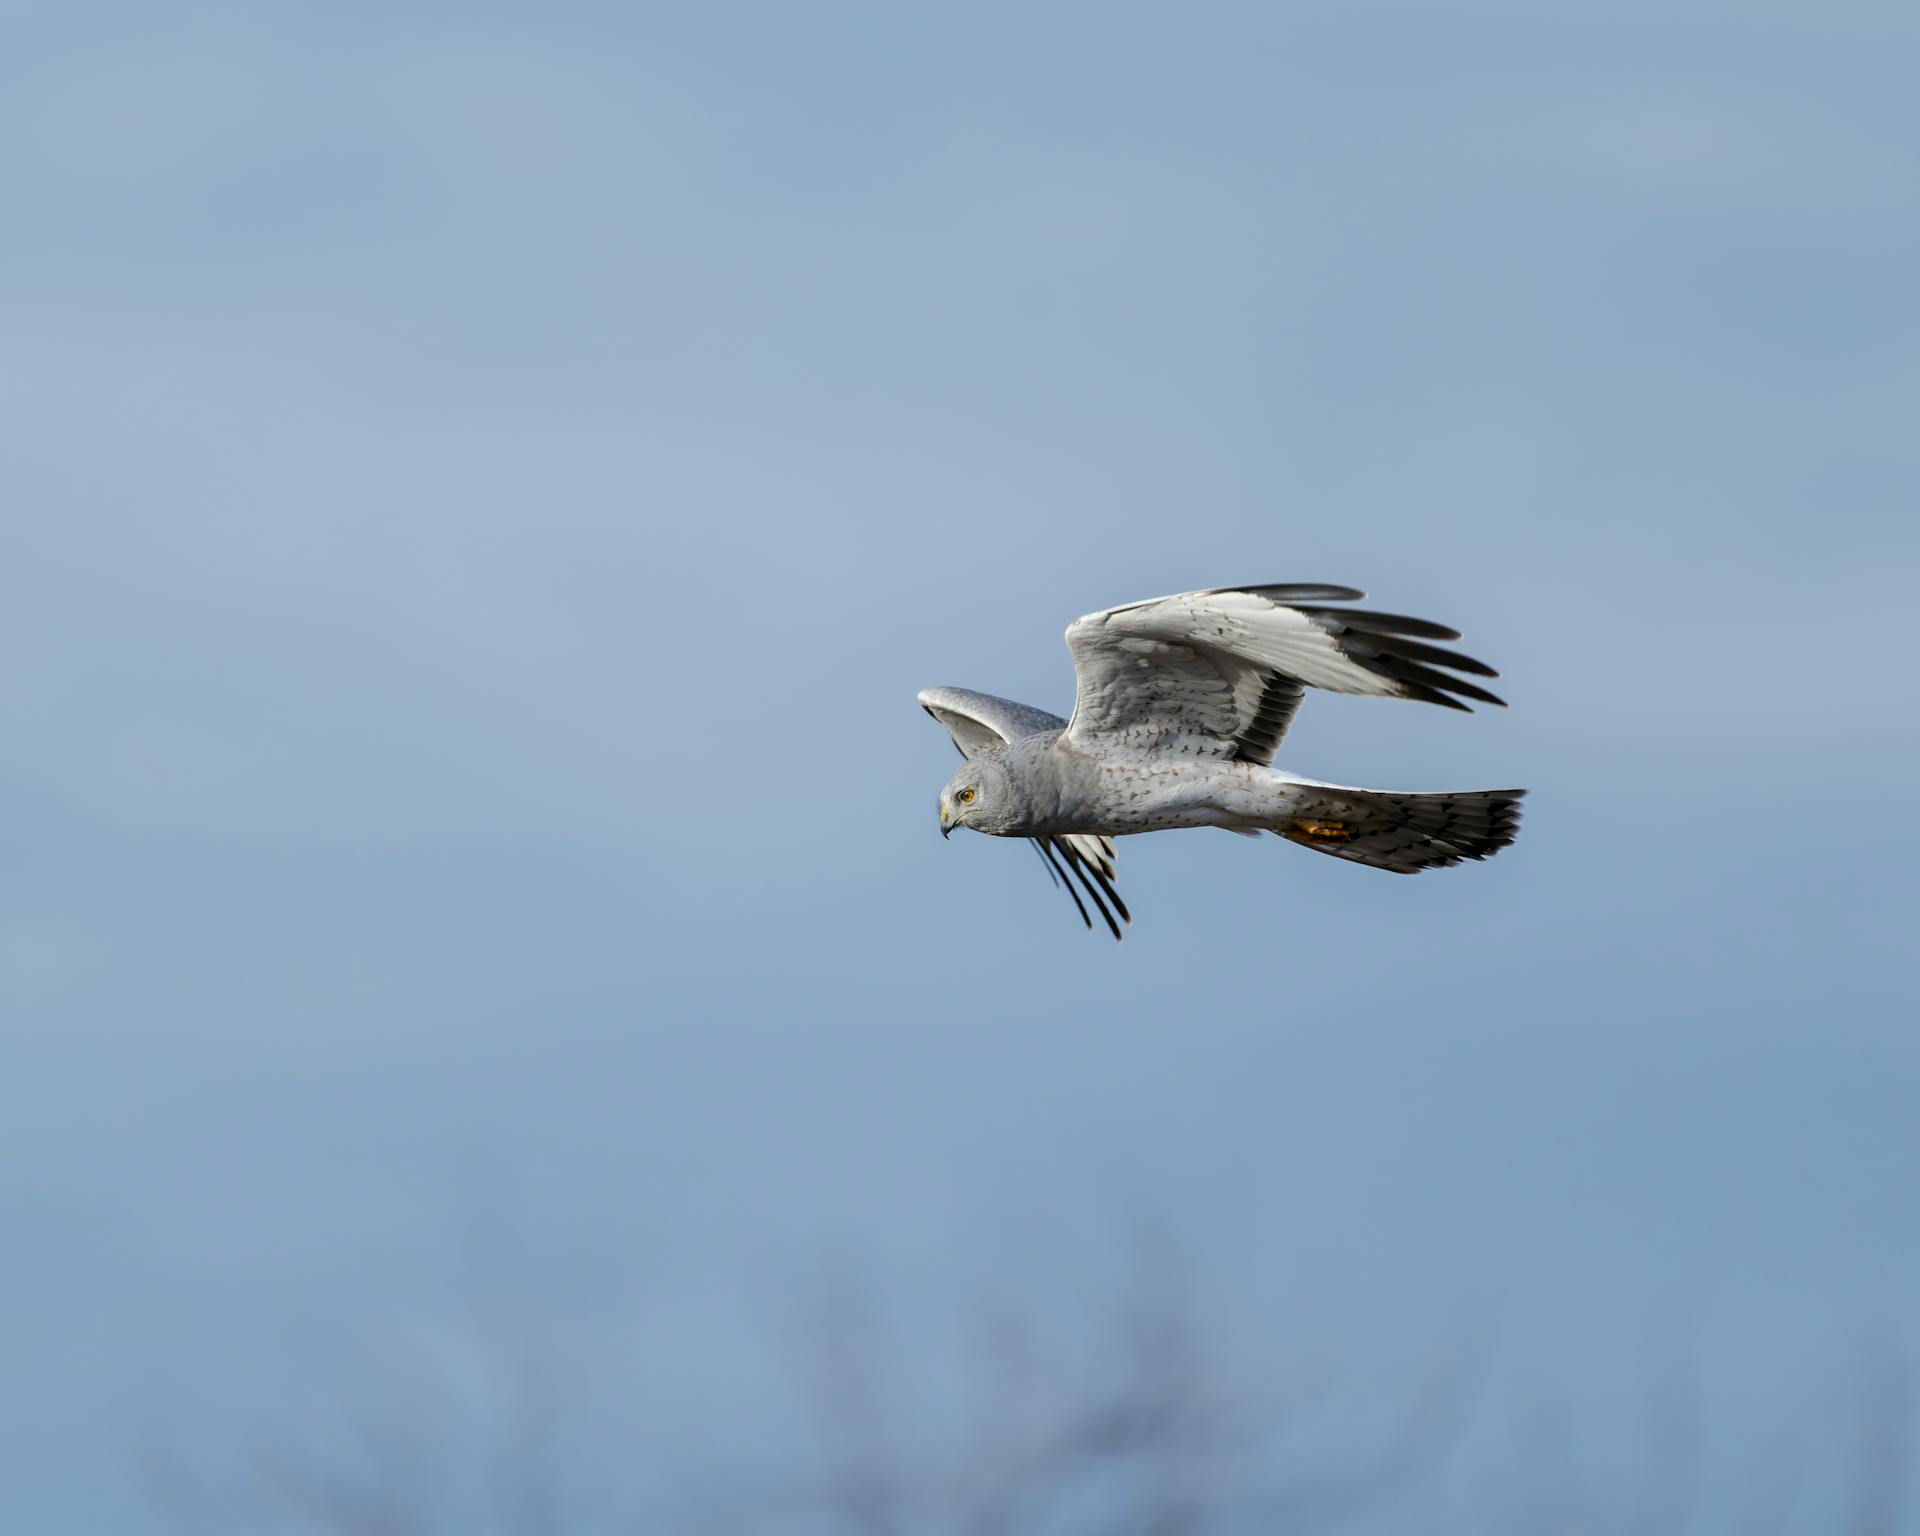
[939,778,981,838]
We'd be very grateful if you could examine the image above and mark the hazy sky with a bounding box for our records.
[5,2,1919,1530]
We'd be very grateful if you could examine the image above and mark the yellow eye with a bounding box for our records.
[957,788,976,805]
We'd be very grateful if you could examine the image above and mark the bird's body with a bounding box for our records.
[958,730,1289,836]
[921,584,1525,938]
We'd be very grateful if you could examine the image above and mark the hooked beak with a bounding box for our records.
[939,801,953,839]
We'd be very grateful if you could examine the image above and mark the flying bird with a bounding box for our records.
[920,584,1524,939]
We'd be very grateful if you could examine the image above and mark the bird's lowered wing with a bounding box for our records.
[917,686,1130,939]
[1063,584,1504,763]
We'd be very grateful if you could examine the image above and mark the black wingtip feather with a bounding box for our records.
[1394,682,1474,712]
[1369,656,1508,708]
[1367,634,1500,678]
[1033,835,1129,940]
[1035,838,1094,930]
[1286,605,1510,709]
[1238,583,1367,603]
[1080,853,1132,926]
[1060,841,1126,941]
[1298,606,1464,642]
[1028,839,1063,889]
[1075,868,1124,941]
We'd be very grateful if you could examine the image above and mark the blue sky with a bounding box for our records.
[4,2,1919,1529]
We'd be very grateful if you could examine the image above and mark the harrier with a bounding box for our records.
[921,584,1523,939]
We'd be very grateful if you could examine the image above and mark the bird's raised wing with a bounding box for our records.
[1063,584,1504,763]
[918,686,1067,757]
[917,686,1130,940]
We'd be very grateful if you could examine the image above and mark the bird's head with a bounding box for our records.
[939,757,1016,838]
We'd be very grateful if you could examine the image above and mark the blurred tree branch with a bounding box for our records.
[152,1270,1918,1535]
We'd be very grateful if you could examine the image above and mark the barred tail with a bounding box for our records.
[1276,785,1526,874]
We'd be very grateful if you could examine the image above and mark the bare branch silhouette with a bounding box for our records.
[158,1255,1920,1536]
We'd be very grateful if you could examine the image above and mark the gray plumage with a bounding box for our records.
[921,584,1525,939]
